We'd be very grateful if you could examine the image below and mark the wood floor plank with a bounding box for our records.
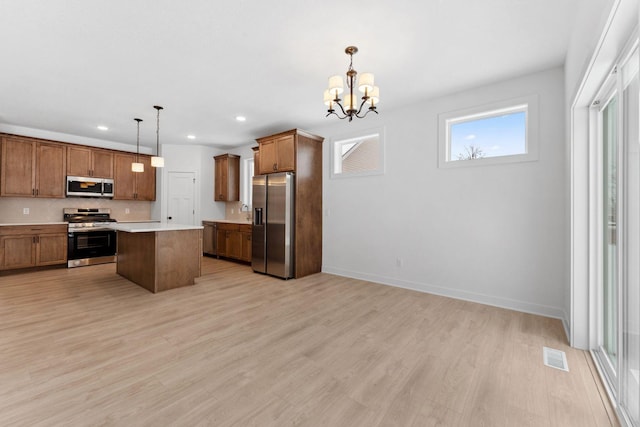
[0,257,617,426]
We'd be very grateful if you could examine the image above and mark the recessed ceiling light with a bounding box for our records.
[235,116,246,122]
[187,135,196,140]
[97,125,108,131]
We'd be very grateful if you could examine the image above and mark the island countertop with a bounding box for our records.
[109,222,203,233]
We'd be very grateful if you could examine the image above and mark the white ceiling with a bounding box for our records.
[0,0,580,149]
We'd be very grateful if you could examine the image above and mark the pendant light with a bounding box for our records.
[151,105,165,168]
[324,46,380,122]
[131,118,144,173]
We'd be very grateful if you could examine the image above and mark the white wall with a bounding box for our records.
[152,143,255,223]
[309,67,567,320]
[152,144,225,223]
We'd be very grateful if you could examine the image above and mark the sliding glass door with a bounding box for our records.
[593,43,640,427]
[598,87,619,386]
[621,47,639,426]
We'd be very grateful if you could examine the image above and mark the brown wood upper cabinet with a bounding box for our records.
[113,153,156,201]
[257,134,295,174]
[0,224,67,270]
[67,145,114,178]
[214,154,240,201]
[0,136,66,198]
[254,129,324,278]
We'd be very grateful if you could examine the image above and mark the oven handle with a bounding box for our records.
[68,227,116,233]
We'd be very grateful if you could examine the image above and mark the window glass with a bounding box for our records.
[450,109,526,161]
[242,158,254,206]
[331,127,385,178]
[438,95,538,168]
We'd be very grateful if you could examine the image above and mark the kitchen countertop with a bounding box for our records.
[0,222,68,226]
[202,219,252,225]
[109,222,204,233]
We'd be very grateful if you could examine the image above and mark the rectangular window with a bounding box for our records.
[438,95,538,168]
[331,127,385,178]
[242,158,254,207]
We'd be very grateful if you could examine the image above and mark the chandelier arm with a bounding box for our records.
[354,97,370,116]
[355,109,370,119]
[333,100,349,117]
[355,106,379,119]
[326,110,348,120]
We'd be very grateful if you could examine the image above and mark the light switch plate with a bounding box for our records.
[23,208,29,215]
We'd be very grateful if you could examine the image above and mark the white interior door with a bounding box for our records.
[167,172,196,225]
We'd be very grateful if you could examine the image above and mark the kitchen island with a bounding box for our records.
[110,222,203,293]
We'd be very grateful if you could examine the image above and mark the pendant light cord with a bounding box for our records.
[154,105,163,156]
[134,118,142,163]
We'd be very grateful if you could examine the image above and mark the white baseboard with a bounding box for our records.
[322,266,566,321]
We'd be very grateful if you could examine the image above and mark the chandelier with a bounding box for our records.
[324,46,379,121]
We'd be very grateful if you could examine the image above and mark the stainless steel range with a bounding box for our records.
[64,208,117,268]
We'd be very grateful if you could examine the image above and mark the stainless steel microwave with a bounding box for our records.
[66,176,114,198]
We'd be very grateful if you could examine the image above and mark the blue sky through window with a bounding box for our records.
[450,110,526,160]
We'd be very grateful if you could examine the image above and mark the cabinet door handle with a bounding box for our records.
[273,163,277,171]
[32,188,35,196]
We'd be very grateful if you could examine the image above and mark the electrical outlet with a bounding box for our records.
[231,208,235,214]
[125,208,130,214]
[23,207,29,215]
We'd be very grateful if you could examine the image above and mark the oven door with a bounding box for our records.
[68,229,117,260]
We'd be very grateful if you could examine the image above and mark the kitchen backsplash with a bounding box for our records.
[0,197,152,224]
[224,201,252,222]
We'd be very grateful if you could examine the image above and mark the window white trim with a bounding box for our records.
[438,94,539,168]
[330,126,385,179]
[241,157,254,207]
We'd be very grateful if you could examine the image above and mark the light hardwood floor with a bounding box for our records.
[0,257,618,426]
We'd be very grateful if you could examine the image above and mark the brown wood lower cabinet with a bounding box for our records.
[116,229,202,293]
[0,224,67,270]
[202,221,251,263]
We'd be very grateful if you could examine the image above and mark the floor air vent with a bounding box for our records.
[543,347,569,372]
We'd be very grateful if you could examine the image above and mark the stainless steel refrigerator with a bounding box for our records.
[252,172,294,279]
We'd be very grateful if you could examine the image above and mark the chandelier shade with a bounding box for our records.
[324,46,380,121]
